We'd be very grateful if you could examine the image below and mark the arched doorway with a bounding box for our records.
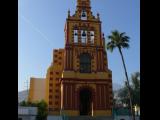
[79,88,92,115]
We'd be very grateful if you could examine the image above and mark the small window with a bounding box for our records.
[49,83,53,87]
[49,89,52,92]
[55,101,59,105]
[74,30,78,43]
[55,95,59,99]
[49,101,52,105]
[49,95,52,99]
[55,89,59,92]
[56,83,59,86]
[50,72,53,74]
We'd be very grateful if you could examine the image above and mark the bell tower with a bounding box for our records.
[64,0,107,72]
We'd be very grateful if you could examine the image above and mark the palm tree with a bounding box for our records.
[106,30,135,120]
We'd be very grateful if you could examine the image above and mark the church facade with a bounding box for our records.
[28,0,113,116]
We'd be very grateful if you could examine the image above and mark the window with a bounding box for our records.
[74,30,78,43]
[49,95,53,99]
[49,101,52,105]
[56,72,59,75]
[50,72,53,74]
[55,101,59,104]
[55,95,59,99]
[81,30,87,43]
[90,31,94,44]
[49,83,53,87]
[81,10,87,20]
[56,83,59,86]
[80,53,91,73]
[49,89,52,92]
[55,89,59,92]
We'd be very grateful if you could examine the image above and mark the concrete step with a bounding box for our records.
[47,115,113,120]
[68,116,114,120]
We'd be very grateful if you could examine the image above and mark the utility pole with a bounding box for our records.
[24,80,29,101]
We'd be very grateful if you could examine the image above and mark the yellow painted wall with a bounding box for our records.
[28,78,46,102]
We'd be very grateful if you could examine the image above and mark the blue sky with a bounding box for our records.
[18,0,140,91]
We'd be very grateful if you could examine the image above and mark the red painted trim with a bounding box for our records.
[101,85,104,108]
[71,49,73,70]
[96,51,99,71]
[63,85,66,108]
[67,21,69,44]
[72,85,75,109]
[75,91,78,109]
[68,48,70,70]
[99,24,102,46]
[104,85,106,109]
[68,85,71,108]
[100,51,102,71]
[96,85,100,109]
[65,49,68,70]
[102,50,105,70]
[105,84,109,108]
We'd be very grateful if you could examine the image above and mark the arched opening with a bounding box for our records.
[81,9,87,20]
[79,88,92,115]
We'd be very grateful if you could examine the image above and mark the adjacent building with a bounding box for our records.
[18,106,38,120]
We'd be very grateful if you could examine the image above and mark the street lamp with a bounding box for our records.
[134,105,138,116]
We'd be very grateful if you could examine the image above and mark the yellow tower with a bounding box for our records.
[29,0,113,117]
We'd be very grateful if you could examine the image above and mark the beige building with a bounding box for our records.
[28,78,46,102]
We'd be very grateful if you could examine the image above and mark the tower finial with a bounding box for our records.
[97,13,100,20]
[68,9,70,17]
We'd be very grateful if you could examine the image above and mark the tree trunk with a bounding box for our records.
[118,47,135,120]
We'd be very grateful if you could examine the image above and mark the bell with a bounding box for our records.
[82,31,86,36]
[74,32,78,36]
[82,11,86,17]
[90,33,94,36]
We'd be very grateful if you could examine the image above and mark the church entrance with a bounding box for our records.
[79,88,92,115]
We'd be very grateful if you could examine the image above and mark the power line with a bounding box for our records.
[20,15,53,48]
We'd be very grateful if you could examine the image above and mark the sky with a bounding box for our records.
[18,0,140,92]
